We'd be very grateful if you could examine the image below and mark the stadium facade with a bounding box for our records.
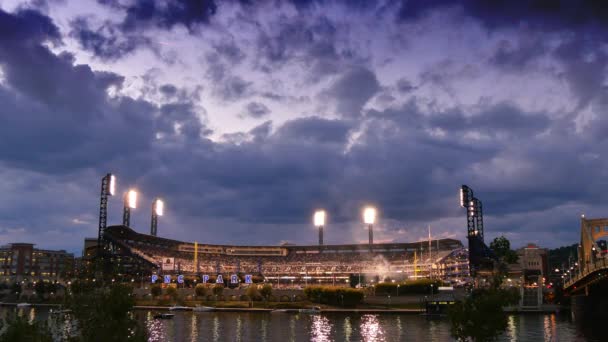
[95,225,469,285]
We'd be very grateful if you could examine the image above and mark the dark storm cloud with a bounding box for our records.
[398,0,608,31]
[159,83,178,97]
[275,116,352,144]
[241,101,271,119]
[0,8,209,175]
[98,0,218,32]
[324,67,380,118]
[216,76,253,100]
[396,78,416,93]
[69,17,151,60]
[553,36,608,109]
[428,102,551,138]
[489,35,548,71]
[3,2,608,250]
[213,40,246,65]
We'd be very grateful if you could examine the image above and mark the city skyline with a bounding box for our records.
[1,1,607,254]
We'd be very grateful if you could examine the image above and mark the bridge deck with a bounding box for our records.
[565,258,608,290]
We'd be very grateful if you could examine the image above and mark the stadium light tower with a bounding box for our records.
[363,206,377,248]
[98,173,116,255]
[314,210,326,246]
[151,198,164,236]
[122,189,138,227]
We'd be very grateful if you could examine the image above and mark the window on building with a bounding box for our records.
[596,227,601,233]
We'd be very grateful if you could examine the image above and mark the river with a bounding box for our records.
[0,307,602,341]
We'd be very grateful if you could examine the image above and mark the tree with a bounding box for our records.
[0,314,53,342]
[10,283,21,296]
[246,286,260,301]
[260,284,272,300]
[451,236,521,341]
[195,284,207,298]
[449,288,520,342]
[490,236,519,264]
[165,286,178,300]
[66,284,147,341]
[212,284,224,297]
[150,284,161,298]
[35,281,47,300]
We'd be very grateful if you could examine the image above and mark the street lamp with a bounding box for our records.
[122,189,138,227]
[151,198,164,236]
[363,206,377,248]
[98,173,116,255]
[314,210,326,246]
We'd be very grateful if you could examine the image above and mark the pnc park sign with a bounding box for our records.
[152,274,253,285]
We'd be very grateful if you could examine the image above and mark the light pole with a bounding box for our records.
[98,173,116,256]
[151,198,164,236]
[122,189,138,227]
[314,210,326,246]
[363,207,377,250]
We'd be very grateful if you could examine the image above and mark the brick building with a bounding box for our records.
[0,243,74,283]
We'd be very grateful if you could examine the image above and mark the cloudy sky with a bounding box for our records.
[1,0,607,254]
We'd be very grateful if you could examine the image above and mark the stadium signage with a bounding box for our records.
[245,275,252,284]
[216,275,224,284]
[177,275,184,284]
[163,275,171,284]
[230,274,238,284]
[151,274,158,283]
[162,257,175,271]
[202,275,209,283]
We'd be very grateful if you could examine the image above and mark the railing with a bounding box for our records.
[564,258,608,289]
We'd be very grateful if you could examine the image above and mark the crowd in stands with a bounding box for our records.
[122,240,466,277]
[104,226,467,279]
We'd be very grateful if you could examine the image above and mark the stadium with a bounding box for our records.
[99,225,469,286]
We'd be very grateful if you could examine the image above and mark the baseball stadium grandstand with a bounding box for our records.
[96,225,469,285]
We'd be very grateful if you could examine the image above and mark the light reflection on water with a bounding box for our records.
[0,307,599,341]
[344,316,352,342]
[360,314,384,342]
[311,314,333,342]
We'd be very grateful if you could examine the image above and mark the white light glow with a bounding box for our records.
[363,207,376,224]
[460,188,464,207]
[155,199,164,216]
[313,210,326,227]
[127,190,137,209]
[109,174,116,196]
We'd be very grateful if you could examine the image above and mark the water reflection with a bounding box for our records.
[146,312,165,342]
[28,307,36,324]
[311,315,332,342]
[344,316,352,342]
[360,314,384,342]
[190,312,198,341]
[212,315,220,342]
[0,307,599,342]
[506,315,517,340]
[289,314,296,342]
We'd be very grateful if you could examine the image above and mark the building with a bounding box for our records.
[101,225,465,285]
[513,243,548,308]
[0,243,74,283]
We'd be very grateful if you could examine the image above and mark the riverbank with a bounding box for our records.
[132,305,425,314]
[0,300,565,315]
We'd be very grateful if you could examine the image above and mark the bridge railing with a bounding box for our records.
[565,257,608,289]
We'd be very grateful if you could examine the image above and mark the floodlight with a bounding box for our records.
[155,199,164,216]
[459,188,464,207]
[127,189,138,209]
[109,174,116,196]
[314,210,325,227]
[363,207,376,225]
